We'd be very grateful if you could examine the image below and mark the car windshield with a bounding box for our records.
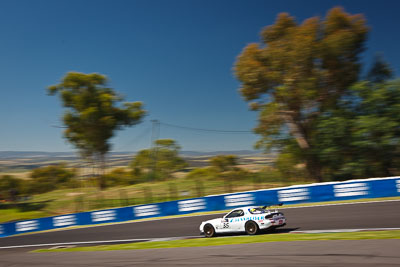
[225,209,244,218]
[248,208,268,214]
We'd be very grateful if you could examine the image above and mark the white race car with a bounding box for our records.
[199,205,286,237]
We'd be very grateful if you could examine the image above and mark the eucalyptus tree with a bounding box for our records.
[234,7,368,181]
[48,72,146,189]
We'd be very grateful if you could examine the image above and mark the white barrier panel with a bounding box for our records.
[134,205,160,217]
[16,220,38,232]
[178,199,206,212]
[224,193,255,207]
[278,188,310,202]
[91,210,117,222]
[53,215,76,227]
[334,183,369,197]
[397,180,400,193]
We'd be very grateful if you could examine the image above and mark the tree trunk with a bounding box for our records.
[98,153,107,190]
[281,111,323,182]
[305,153,323,182]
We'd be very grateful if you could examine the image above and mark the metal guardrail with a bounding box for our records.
[1,176,399,237]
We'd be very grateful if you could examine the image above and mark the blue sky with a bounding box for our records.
[0,0,399,152]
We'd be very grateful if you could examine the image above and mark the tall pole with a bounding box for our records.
[150,120,160,181]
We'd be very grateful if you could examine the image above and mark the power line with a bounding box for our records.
[115,124,152,151]
[160,121,254,134]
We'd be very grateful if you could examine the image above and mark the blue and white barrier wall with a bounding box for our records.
[1,176,399,237]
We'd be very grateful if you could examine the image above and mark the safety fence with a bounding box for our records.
[1,176,399,237]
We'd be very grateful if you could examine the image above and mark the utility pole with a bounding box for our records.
[150,120,160,181]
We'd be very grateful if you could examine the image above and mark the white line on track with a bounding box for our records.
[279,199,400,210]
[0,236,201,250]
[290,228,400,233]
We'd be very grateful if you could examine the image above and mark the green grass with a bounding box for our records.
[0,176,309,223]
[0,209,49,223]
[33,230,400,252]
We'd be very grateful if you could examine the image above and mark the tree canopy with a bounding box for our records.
[235,7,368,181]
[48,72,146,188]
[131,139,187,181]
[314,78,400,180]
[209,155,238,172]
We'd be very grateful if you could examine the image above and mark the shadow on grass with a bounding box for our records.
[212,227,300,238]
[0,200,53,212]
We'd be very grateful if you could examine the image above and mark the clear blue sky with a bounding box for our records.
[0,0,399,152]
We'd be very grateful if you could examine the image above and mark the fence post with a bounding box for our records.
[223,174,232,193]
[119,189,128,206]
[195,179,204,197]
[169,183,178,201]
[97,192,104,209]
[75,196,83,213]
[144,187,152,204]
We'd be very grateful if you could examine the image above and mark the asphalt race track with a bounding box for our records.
[1,200,399,248]
[1,200,400,266]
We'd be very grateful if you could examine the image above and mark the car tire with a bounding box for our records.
[203,223,216,238]
[245,221,259,235]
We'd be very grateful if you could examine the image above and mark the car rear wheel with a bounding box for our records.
[245,221,259,235]
[204,224,215,238]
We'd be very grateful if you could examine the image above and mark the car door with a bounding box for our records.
[223,209,245,232]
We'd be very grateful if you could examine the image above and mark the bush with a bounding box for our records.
[0,175,22,201]
[28,164,77,194]
[185,167,217,180]
[102,168,135,188]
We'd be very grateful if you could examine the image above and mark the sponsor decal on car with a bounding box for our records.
[224,193,255,207]
[16,220,38,232]
[134,205,160,217]
[230,216,265,223]
[178,199,206,212]
[334,183,369,197]
[278,188,310,202]
[53,215,76,227]
[91,210,117,222]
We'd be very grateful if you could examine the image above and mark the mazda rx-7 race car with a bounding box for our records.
[199,205,286,237]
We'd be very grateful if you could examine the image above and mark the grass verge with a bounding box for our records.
[33,230,400,252]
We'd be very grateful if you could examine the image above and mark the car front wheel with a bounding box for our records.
[203,224,216,238]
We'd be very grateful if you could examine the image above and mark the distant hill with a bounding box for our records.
[0,150,273,173]
[0,150,262,159]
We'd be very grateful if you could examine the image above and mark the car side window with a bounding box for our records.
[225,209,244,218]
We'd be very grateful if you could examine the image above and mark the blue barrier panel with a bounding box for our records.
[39,217,53,231]
[161,200,180,216]
[14,219,40,235]
[369,178,400,198]
[77,211,92,226]
[132,204,161,219]
[175,198,205,215]
[1,177,400,238]
[52,214,78,229]
[275,186,312,204]
[89,209,119,224]
[117,207,134,222]
[1,222,16,237]
[223,192,257,209]
[205,195,225,211]
[330,181,371,201]
[309,184,335,203]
